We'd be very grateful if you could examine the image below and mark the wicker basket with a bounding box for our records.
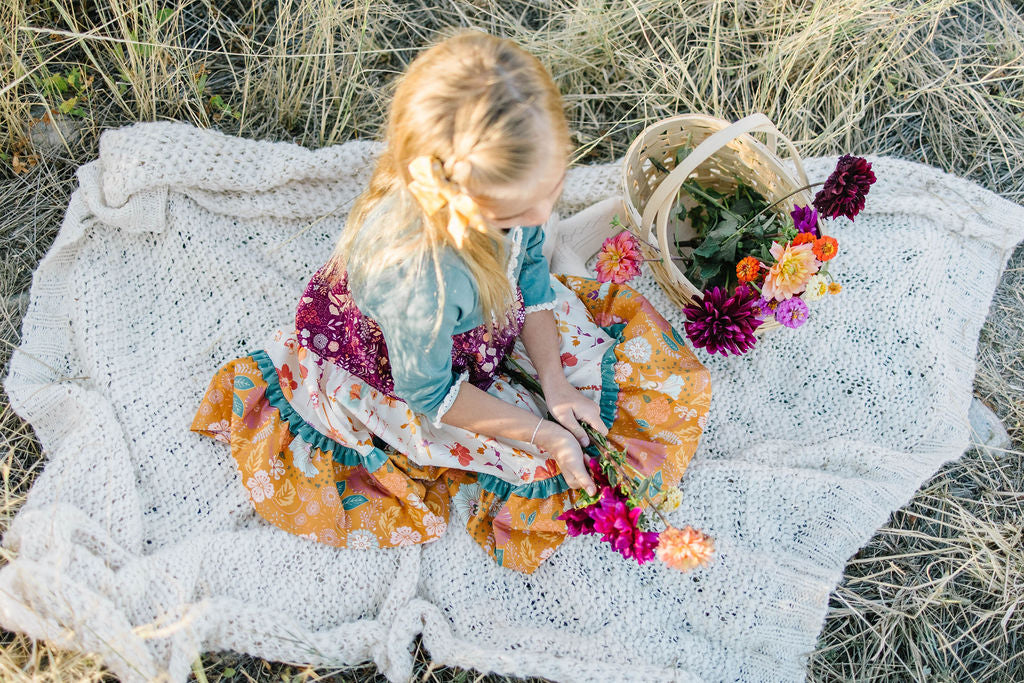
[620,112,815,335]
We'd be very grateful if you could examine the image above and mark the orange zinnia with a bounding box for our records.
[656,525,715,571]
[812,235,838,261]
[828,282,842,294]
[791,232,816,246]
[735,256,761,283]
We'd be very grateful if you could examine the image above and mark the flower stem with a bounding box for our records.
[734,182,825,235]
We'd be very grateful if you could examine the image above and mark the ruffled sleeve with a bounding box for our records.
[351,255,479,428]
[517,225,558,314]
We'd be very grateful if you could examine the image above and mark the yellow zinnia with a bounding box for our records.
[762,241,819,301]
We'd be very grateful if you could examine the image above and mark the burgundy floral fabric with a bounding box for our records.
[294,265,526,399]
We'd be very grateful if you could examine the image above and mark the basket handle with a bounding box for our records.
[638,113,811,235]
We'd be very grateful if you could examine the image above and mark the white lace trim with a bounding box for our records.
[505,225,524,285]
[524,298,558,315]
[431,369,471,428]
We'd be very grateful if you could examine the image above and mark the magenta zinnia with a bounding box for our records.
[590,487,660,564]
[595,230,643,284]
[683,286,763,356]
[812,154,876,221]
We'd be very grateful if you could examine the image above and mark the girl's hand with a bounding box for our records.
[533,420,598,496]
[541,376,610,449]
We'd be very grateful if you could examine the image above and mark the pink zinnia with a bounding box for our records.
[762,241,819,301]
[595,230,643,284]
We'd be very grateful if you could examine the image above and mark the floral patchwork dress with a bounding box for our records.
[190,224,712,573]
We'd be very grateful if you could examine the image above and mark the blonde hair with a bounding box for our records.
[321,27,573,344]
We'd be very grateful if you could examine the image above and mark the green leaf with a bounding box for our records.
[67,67,84,91]
[57,96,79,114]
[195,73,208,95]
[341,494,369,510]
[700,260,721,280]
[692,236,720,258]
[729,197,752,215]
[155,7,173,24]
[673,145,693,167]
[708,218,739,241]
[42,74,69,94]
[209,94,225,110]
[720,235,739,262]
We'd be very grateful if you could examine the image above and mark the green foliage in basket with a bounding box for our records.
[674,179,798,292]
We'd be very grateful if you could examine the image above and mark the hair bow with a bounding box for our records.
[406,155,489,248]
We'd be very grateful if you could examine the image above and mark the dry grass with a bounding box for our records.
[1,0,1022,680]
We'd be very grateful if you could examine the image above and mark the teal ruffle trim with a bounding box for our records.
[475,471,572,498]
[248,350,390,472]
[598,322,626,433]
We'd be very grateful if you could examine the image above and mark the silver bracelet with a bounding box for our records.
[528,417,544,446]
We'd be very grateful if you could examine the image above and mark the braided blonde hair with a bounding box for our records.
[321,27,573,344]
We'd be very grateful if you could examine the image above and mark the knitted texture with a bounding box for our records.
[2,120,1022,683]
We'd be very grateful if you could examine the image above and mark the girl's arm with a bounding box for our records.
[437,308,601,495]
[438,378,598,496]
[517,308,608,448]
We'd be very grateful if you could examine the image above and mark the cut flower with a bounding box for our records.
[683,285,763,357]
[595,230,643,284]
[762,241,820,301]
[656,525,715,572]
[812,154,876,221]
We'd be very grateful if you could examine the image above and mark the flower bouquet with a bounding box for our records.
[500,356,715,571]
[600,150,876,356]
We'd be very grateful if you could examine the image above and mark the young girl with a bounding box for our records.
[190,28,711,574]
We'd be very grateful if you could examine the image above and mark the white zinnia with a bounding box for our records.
[803,274,828,302]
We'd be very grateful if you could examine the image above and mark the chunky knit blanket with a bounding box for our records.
[3,121,1022,683]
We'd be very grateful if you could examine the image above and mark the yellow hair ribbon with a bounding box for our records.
[406,155,489,248]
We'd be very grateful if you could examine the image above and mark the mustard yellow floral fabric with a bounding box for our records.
[190,274,711,573]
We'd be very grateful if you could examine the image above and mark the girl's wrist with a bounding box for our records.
[531,419,564,450]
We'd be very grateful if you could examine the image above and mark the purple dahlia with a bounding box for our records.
[683,286,764,357]
[790,204,820,236]
[812,154,877,221]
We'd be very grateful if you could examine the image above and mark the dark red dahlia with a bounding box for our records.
[683,286,763,357]
[812,154,876,221]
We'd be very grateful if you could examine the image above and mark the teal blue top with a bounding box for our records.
[348,224,558,427]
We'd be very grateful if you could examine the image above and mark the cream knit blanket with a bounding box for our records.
[3,121,1022,683]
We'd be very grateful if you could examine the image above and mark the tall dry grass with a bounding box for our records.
[1,0,1022,681]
